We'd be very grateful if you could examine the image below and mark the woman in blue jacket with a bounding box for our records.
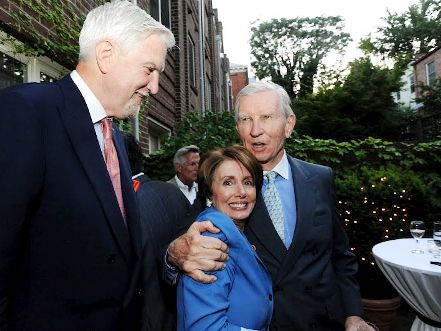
[177,145,273,331]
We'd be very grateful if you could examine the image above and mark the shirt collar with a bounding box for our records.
[175,175,198,192]
[70,70,107,124]
[263,150,290,180]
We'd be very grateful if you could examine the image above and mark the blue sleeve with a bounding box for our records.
[178,230,244,331]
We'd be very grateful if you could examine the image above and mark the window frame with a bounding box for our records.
[0,32,66,85]
[187,34,196,88]
[426,61,436,86]
[150,0,171,29]
[147,116,171,154]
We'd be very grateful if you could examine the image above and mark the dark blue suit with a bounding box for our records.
[177,207,273,331]
[132,174,195,331]
[0,76,142,330]
[245,156,363,330]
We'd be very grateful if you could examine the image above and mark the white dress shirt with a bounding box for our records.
[174,175,198,204]
[70,70,107,157]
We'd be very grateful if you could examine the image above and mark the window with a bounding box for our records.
[409,75,415,93]
[205,75,211,111]
[150,0,171,29]
[0,51,27,89]
[187,35,196,87]
[0,32,65,89]
[40,72,56,83]
[427,61,436,86]
[147,117,171,154]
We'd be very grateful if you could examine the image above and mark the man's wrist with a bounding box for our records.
[165,246,178,271]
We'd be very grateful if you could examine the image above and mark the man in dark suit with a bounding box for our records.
[0,1,174,330]
[167,145,200,206]
[125,133,196,331]
[168,82,375,330]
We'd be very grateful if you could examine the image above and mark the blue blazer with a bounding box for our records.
[177,207,273,331]
[0,76,142,330]
[244,156,363,330]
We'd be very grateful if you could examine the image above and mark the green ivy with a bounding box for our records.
[144,111,441,298]
[1,0,107,68]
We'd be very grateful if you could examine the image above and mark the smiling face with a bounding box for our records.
[210,159,257,229]
[236,90,296,171]
[103,34,167,119]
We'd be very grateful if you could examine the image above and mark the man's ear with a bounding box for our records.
[96,40,115,74]
[175,163,182,174]
[285,114,296,138]
[235,123,244,143]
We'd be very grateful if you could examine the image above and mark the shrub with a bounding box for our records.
[144,111,441,298]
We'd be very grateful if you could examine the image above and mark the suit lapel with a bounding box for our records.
[246,194,287,264]
[114,129,142,259]
[276,156,315,282]
[56,75,132,265]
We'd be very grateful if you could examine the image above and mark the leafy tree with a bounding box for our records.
[250,16,351,98]
[294,58,411,140]
[360,0,441,60]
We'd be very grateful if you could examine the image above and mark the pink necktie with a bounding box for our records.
[102,118,126,224]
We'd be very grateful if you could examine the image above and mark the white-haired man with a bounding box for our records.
[0,1,174,330]
[168,145,200,205]
[167,82,375,331]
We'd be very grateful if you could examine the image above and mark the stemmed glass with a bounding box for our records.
[410,221,425,254]
[433,221,441,258]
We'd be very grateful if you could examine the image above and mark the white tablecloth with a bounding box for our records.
[373,239,441,331]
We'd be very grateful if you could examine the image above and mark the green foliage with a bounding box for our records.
[360,0,441,60]
[294,57,412,140]
[250,16,351,98]
[1,0,107,68]
[144,111,239,180]
[145,112,441,297]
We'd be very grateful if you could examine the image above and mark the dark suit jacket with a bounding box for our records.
[244,156,363,331]
[0,76,142,331]
[133,175,195,331]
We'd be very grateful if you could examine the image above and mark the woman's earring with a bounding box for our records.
[206,198,212,207]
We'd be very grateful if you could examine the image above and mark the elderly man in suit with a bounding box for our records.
[0,1,174,330]
[125,133,195,331]
[167,145,200,206]
[167,82,375,331]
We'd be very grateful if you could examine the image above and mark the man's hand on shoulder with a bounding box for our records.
[168,221,229,284]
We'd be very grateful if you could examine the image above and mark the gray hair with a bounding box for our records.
[79,0,175,60]
[173,145,200,165]
[234,81,294,121]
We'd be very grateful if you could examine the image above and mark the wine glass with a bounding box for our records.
[410,221,425,254]
[433,221,441,258]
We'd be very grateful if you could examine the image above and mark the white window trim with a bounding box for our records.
[147,116,171,154]
[426,60,436,86]
[0,31,66,83]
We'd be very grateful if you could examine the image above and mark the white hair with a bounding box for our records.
[234,81,294,121]
[79,0,175,60]
[173,145,200,165]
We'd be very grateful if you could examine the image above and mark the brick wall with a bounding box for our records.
[0,0,231,153]
[414,46,441,98]
[230,70,248,107]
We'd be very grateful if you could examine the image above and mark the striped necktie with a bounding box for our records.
[263,171,285,244]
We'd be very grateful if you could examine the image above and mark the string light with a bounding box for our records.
[341,174,410,269]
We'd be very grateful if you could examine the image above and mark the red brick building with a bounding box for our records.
[229,63,248,107]
[0,0,231,153]
[413,44,441,99]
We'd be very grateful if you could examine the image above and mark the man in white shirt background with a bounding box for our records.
[168,145,200,205]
